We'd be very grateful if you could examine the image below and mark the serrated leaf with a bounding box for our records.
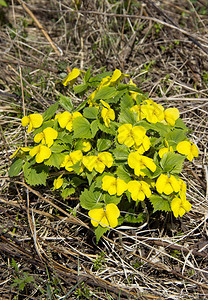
[98,121,116,135]
[91,119,99,137]
[44,153,65,168]
[116,166,131,182]
[59,93,73,112]
[73,117,92,138]
[124,213,145,224]
[119,108,137,125]
[50,143,66,153]
[83,107,99,119]
[8,158,23,177]
[97,138,111,152]
[138,121,170,136]
[93,86,118,101]
[175,118,189,132]
[165,129,187,148]
[120,93,134,109]
[80,185,103,210]
[149,195,171,213]
[42,102,59,121]
[94,226,109,243]
[61,187,75,199]
[160,152,185,173]
[74,98,88,112]
[112,145,129,160]
[24,164,49,186]
[104,193,122,205]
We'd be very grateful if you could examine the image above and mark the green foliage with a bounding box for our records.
[0,0,7,7]
[9,68,198,241]
[11,259,34,294]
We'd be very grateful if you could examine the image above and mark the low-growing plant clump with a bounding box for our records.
[9,68,199,241]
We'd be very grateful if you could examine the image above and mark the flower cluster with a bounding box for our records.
[10,68,199,241]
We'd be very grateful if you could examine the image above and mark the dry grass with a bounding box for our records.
[0,0,208,299]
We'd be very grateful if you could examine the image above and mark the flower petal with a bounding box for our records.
[88,208,105,227]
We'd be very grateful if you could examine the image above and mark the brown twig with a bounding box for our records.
[16,0,62,56]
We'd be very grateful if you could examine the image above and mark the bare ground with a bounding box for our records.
[0,0,208,299]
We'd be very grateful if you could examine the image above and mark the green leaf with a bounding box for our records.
[93,86,118,101]
[124,213,145,224]
[120,93,134,109]
[175,118,189,132]
[84,67,91,83]
[80,185,103,210]
[50,143,67,153]
[112,144,129,160]
[119,108,137,125]
[160,152,185,173]
[44,153,65,168]
[86,170,97,185]
[24,164,49,186]
[8,158,23,177]
[42,102,59,121]
[116,166,131,182]
[73,117,92,138]
[165,129,187,148]
[73,84,88,94]
[98,121,116,135]
[94,226,109,243]
[74,98,88,112]
[0,0,7,7]
[97,138,112,152]
[61,187,75,200]
[149,195,171,213]
[91,120,99,137]
[83,107,99,119]
[104,193,122,205]
[59,93,73,112]
[138,121,170,136]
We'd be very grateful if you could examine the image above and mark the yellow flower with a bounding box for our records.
[128,180,151,201]
[100,100,115,127]
[102,175,128,196]
[83,152,113,173]
[29,145,51,163]
[176,141,199,161]
[164,108,179,126]
[131,105,146,121]
[109,69,122,84]
[34,127,58,147]
[117,124,146,148]
[141,100,164,123]
[21,113,43,133]
[171,197,191,218]
[10,147,30,159]
[129,79,141,100]
[62,68,80,86]
[156,174,180,195]
[134,135,151,154]
[158,143,174,158]
[88,203,120,228]
[128,152,156,177]
[57,111,82,131]
[178,179,187,200]
[60,150,83,172]
[82,140,91,152]
[53,175,63,190]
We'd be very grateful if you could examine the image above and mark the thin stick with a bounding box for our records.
[17,0,62,56]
